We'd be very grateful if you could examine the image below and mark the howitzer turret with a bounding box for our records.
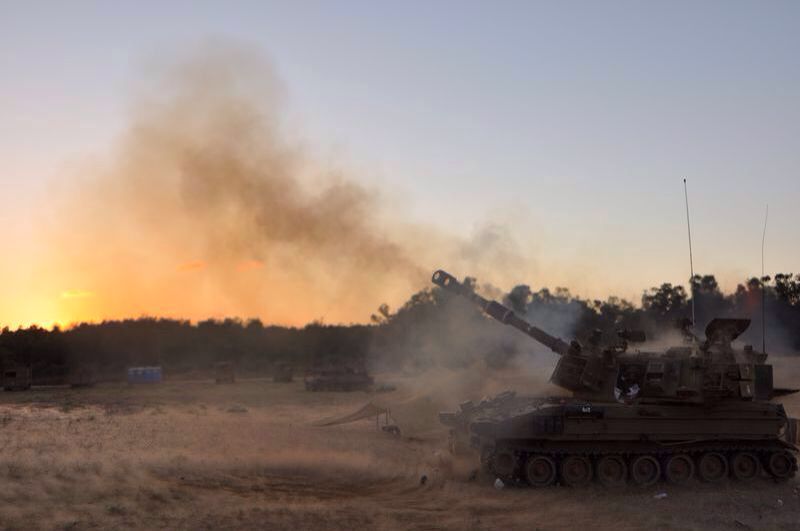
[433,269,798,487]
[433,269,797,403]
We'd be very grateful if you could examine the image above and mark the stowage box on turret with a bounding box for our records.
[432,269,799,487]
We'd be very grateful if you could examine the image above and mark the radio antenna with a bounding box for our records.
[683,179,695,329]
[761,204,769,354]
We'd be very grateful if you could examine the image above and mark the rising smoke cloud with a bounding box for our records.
[38,44,537,327]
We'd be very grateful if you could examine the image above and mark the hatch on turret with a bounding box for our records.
[705,318,750,344]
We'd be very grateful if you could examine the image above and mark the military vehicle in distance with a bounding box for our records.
[69,365,97,388]
[272,362,294,383]
[2,363,31,391]
[304,364,373,392]
[214,362,235,384]
[432,269,799,487]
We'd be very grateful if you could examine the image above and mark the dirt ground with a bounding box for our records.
[0,376,798,531]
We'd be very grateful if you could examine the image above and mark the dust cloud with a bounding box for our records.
[366,280,577,440]
[45,45,418,324]
[40,44,530,327]
[0,387,426,529]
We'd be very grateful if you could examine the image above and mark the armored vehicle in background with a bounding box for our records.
[69,365,97,388]
[214,362,235,384]
[432,269,798,487]
[2,363,31,391]
[304,364,373,392]
[272,362,294,383]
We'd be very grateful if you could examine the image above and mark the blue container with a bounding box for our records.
[127,366,162,384]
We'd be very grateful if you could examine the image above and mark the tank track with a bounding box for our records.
[483,439,798,487]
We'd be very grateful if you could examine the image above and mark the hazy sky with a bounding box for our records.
[1,1,799,327]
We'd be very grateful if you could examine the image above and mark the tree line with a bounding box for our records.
[2,273,799,383]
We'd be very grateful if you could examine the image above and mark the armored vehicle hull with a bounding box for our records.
[449,395,797,486]
[69,366,97,388]
[214,362,235,384]
[304,367,373,392]
[2,364,31,391]
[272,362,294,383]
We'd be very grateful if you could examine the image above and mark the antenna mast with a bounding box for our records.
[683,179,695,328]
[761,204,769,354]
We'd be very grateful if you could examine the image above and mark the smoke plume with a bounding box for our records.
[38,44,537,327]
[42,47,437,325]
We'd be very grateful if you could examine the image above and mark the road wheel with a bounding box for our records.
[490,449,517,481]
[731,452,760,481]
[480,446,494,467]
[525,455,557,487]
[766,450,796,480]
[630,455,661,486]
[560,455,593,487]
[698,452,728,482]
[664,454,694,484]
[596,455,627,487]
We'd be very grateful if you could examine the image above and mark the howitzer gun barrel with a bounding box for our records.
[431,269,571,356]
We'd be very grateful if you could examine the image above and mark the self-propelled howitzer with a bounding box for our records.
[432,269,799,487]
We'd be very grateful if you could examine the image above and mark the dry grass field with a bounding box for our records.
[0,374,798,530]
